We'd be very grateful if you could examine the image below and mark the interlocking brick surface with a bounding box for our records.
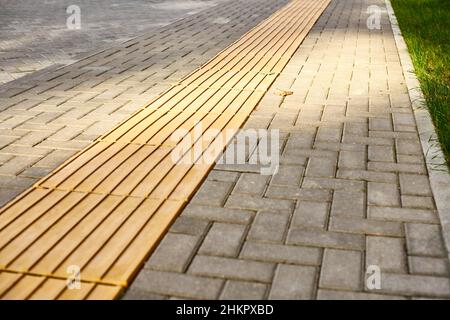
[247,211,290,242]
[319,249,362,291]
[0,0,225,84]
[366,236,407,273]
[0,0,288,207]
[269,265,317,299]
[220,281,268,300]
[119,0,449,299]
[199,223,247,257]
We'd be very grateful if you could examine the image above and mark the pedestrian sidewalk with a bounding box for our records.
[0,0,223,84]
[126,0,450,299]
[0,0,294,299]
[0,0,287,208]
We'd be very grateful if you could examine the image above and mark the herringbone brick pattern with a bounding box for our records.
[126,0,450,299]
[0,0,289,208]
[0,0,222,84]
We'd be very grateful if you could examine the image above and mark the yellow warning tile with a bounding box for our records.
[0,272,22,297]
[85,284,122,300]
[28,278,67,300]
[0,274,46,300]
[29,197,154,279]
[57,282,96,300]
[0,188,51,232]
[0,191,87,267]
[102,200,185,284]
[0,190,70,253]
[0,0,331,299]
[5,193,123,272]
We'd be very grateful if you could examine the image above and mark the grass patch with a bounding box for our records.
[391,0,449,164]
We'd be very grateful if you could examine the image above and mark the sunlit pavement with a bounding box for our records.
[0,0,449,300]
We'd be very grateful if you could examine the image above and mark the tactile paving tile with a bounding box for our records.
[0,271,122,300]
[0,0,330,299]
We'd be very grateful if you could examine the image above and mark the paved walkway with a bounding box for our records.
[126,0,450,299]
[0,0,295,299]
[0,0,222,84]
[0,0,449,300]
[0,0,287,208]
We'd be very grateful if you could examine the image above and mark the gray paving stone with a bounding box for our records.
[0,175,36,189]
[19,166,53,179]
[12,130,53,147]
[122,289,167,300]
[330,216,403,237]
[399,174,432,196]
[183,204,253,224]
[280,154,308,166]
[316,126,342,143]
[292,201,329,229]
[305,155,338,180]
[331,190,365,218]
[199,223,247,257]
[32,149,77,168]
[265,186,332,202]
[247,211,290,242]
[0,0,289,211]
[317,289,405,300]
[338,150,366,169]
[207,170,240,183]
[392,113,416,128]
[189,255,275,283]
[379,273,450,298]
[368,145,395,162]
[401,195,435,209]
[146,233,200,272]
[1,145,51,158]
[271,165,304,186]
[409,256,450,277]
[397,154,424,164]
[366,236,407,273]
[269,265,317,300]
[396,139,422,155]
[319,249,362,291]
[127,0,450,300]
[405,223,447,257]
[369,206,439,223]
[0,156,38,175]
[131,269,224,299]
[191,180,234,206]
[337,168,397,183]
[343,136,393,147]
[369,118,393,132]
[368,182,400,207]
[0,188,23,207]
[0,0,226,85]
[368,161,427,174]
[225,194,294,213]
[241,242,322,266]
[170,216,210,236]
[220,281,268,300]
[233,173,269,196]
[287,229,365,251]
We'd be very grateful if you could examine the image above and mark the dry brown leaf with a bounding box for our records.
[274,88,293,96]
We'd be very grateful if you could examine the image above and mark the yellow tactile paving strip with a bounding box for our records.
[0,0,330,299]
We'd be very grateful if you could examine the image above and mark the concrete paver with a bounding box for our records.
[0,0,224,84]
[126,0,450,299]
[0,0,289,207]
[1,0,449,300]
[2,0,329,299]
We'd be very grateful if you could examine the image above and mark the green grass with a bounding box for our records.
[391,0,449,165]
